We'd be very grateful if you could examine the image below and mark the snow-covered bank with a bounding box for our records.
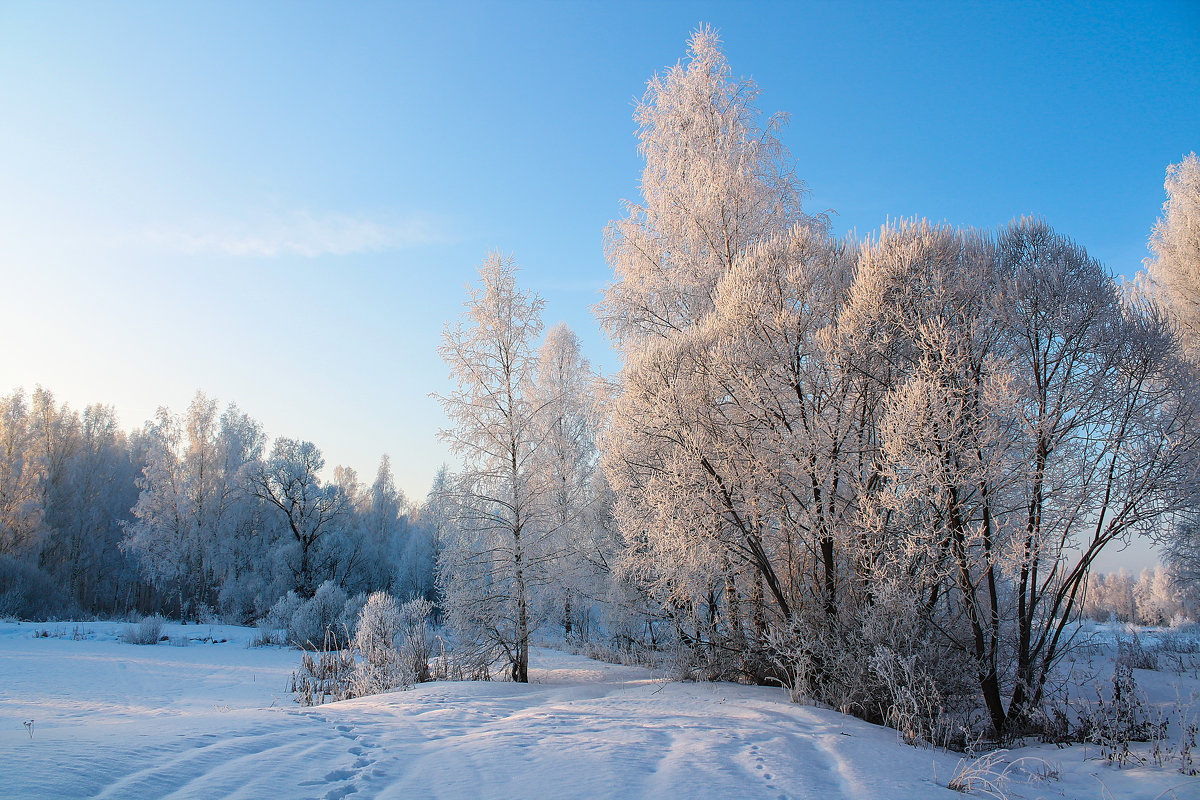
[1,621,1196,799]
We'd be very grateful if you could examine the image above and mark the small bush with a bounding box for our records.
[430,633,494,682]
[249,622,285,647]
[351,592,406,696]
[397,596,434,685]
[1179,715,1198,776]
[1080,662,1166,766]
[266,581,352,650]
[290,629,356,706]
[192,602,219,625]
[264,592,304,634]
[350,593,435,697]
[1116,631,1159,670]
[1157,627,1200,655]
[120,615,166,645]
[342,592,369,639]
[946,750,1061,796]
[869,645,953,748]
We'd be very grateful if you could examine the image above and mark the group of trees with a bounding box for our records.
[434,28,1200,744]
[0,388,141,616]
[0,387,440,622]
[1083,567,1200,626]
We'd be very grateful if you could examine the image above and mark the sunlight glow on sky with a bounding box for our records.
[1,1,1197,570]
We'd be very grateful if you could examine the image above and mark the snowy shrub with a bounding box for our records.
[291,647,356,706]
[946,749,1013,796]
[1158,625,1200,655]
[120,615,166,645]
[945,750,1062,795]
[1179,711,1199,776]
[289,581,350,649]
[1116,631,1159,671]
[191,602,220,626]
[217,574,263,625]
[266,581,354,650]
[294,591,436,703]
[1080,662,1166,766]
[397,596,434,684]
[580,638,658,669]
[869,645,951,748]
[352,592,407,696]
[431,630,494,682]
[763,622,816,703]
[264,591,304,632]
[249,622,284,647]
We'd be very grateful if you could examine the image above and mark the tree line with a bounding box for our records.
[0,387,441,622]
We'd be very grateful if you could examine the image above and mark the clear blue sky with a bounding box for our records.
[1,1,1197,570]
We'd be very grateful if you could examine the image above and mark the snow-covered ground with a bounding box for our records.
[2,621,1198,799]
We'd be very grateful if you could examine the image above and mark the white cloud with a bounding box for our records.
[139,211,445,258]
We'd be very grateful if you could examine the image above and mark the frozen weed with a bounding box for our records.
[119,615,166,645]
[1116,631,1160,671]
[947,750,1061,798]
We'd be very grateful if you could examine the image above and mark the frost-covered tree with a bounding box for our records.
[398,465,450,601]
[598,25,819,349]
[1165,518,1200,591]
[435,253,553,682]
[605,223,861,679]
[0,380,436,621]
[1084,570,1137,622]
[121,406,196,616]
[533,323,599,638]
[0,389,145,617]
[45,403,141,610]
[842,218,1200,733]
[1147,153,1200,358]
[0,390,42,557]
[990,219,1198,724]
[600,27,832,679]
[1133,567,1181,625]
[597,28,1200,739]
[209,404,268,620]
[28,386,79,541]
[122,392,264,618]
[325,456,411,596]
[362,455,409,591]
[251,438,350,598]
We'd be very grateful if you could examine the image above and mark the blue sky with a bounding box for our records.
[1,1,1197,570]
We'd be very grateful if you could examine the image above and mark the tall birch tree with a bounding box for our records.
[436,253,548,682]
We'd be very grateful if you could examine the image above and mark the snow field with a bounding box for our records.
[2,621,1198,799]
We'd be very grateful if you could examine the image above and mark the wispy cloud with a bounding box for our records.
[138,211,446,258]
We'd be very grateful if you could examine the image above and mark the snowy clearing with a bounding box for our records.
[1,621,1197,800]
